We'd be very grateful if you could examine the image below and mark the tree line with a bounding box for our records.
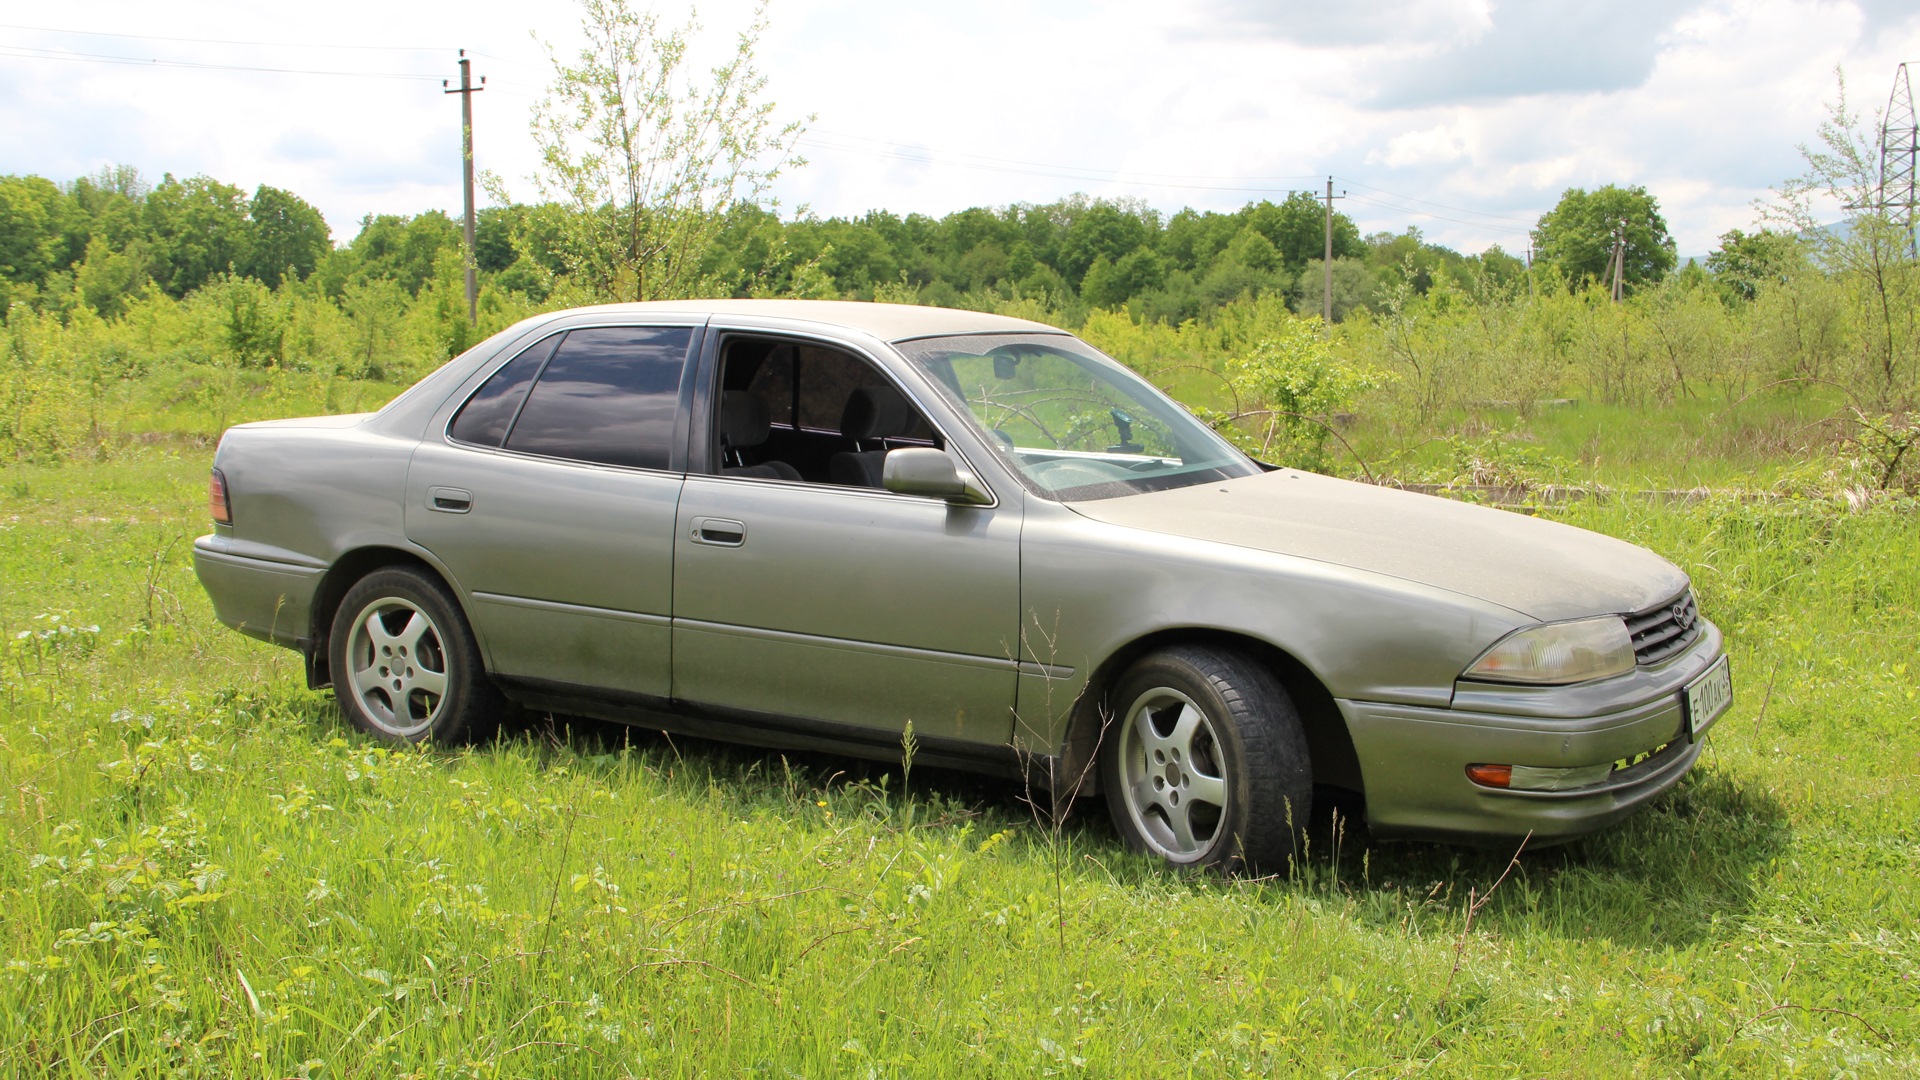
[3,163,1690,333]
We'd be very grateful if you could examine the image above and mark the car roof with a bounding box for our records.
[545,299,1066,343]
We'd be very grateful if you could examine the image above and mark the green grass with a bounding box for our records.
[1337,389,1861,491]
[3,441,1918,1074]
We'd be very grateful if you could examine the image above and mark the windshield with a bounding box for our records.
[896,332,1260,501]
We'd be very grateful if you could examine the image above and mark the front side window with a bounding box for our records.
[713,336,938,485]
[897,332,1258,501]
[502,326,693,469]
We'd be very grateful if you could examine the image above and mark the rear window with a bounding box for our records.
[502,326,693,469]
[447,335,559,447]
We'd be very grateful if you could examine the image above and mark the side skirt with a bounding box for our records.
[493,674,1055,785]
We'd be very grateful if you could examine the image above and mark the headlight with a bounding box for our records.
[1464,616,1635,685]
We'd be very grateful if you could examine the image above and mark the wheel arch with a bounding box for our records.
[1058,627,1364,808]
[305,546,474,689]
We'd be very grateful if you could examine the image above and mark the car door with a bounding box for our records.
[405,321,700,702]
[669,331,1023,745]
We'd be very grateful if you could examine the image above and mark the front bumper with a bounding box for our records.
[1341,621,1725,846]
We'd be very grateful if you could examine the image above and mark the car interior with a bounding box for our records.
[714,336,941,486]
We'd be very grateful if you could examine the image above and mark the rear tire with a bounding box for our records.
[328,566,502,745]
[1100,645,1311,873]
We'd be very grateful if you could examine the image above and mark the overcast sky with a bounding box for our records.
[4,1,1917,257]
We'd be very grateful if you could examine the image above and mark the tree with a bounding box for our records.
[243,186,330,288]
[1292,256,1379,322]
[504,0,807,302]
[0,175,78,288]
[144,174,254,297]
[74,236,150,318]
[1197,227,1286,306]
[346,212,461,296]
[1531,185,1675,292]
[1225,314,1387,472]
[1058,200,1156,287]
[1363,227,1468,295]
[1081,248,1166,309]
[1246,193,1363,274]
[67,165,149,252]
[1706,228,1804,302]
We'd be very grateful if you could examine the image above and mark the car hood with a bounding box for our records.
[1068,470,1688,622]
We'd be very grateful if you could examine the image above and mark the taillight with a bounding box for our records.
[209,468,233,525]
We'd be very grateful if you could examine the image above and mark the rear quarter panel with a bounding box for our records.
[199,419,426,646]
[214,419,419,565]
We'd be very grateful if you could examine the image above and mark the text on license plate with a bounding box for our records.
[1683,657,1733,740]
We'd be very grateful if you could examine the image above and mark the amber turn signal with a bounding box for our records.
[1465,763,1512,788]
[209,468,232,525]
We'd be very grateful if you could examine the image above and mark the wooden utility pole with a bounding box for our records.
[1609,218,1627,302]
[1321,176,1346,324]
[444,50,485,324]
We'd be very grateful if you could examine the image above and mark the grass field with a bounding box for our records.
[3,407,1918,1074]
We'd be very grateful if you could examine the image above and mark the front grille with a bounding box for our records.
[1627,590,1701,666]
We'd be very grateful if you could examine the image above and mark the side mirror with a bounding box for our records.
[882,447,991,505]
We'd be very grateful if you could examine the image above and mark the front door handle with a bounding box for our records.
[428,487,473,513]
[690,517,746,547]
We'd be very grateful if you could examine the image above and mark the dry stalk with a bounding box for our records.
[1731,1002,1892,1046]
[1432,831,1532,1022]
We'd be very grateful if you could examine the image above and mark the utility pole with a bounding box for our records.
[444,50,486,325]
[1321,176,1346,324]
[1607,219,1627,302]
[1616,219,1627,301]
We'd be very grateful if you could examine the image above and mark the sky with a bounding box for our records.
[3,0,1918,258]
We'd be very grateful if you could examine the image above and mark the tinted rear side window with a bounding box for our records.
[447,336,558,447]
[504,327,693,469]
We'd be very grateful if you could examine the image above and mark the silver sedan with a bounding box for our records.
[193,300,1731,870]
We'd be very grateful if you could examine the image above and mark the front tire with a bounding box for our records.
[328,566,501,744]
[1100,645,1311,872]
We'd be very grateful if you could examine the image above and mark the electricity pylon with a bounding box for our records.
[1879,62,1918,255]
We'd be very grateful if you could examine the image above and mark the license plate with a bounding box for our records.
[1683,656,1733,741]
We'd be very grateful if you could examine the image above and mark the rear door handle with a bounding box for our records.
[428,487,473,513]
[690,517,746,547]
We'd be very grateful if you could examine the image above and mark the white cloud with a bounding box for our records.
[1369,126,1471,168]
[1197,0,1491,47]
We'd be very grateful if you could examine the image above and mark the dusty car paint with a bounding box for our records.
[194,299,1728,848]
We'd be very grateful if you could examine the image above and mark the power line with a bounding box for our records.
[0,42,442,80]
[808,127,1324,184]
[4,26,1545,239]
[1342,191,1532,237]
[798,134,1543,238]
[797,135,1318,195]
[0,21,448,52]
[468,50,550,75]
[798,129,1539,231]
[1334,176,1535,225]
